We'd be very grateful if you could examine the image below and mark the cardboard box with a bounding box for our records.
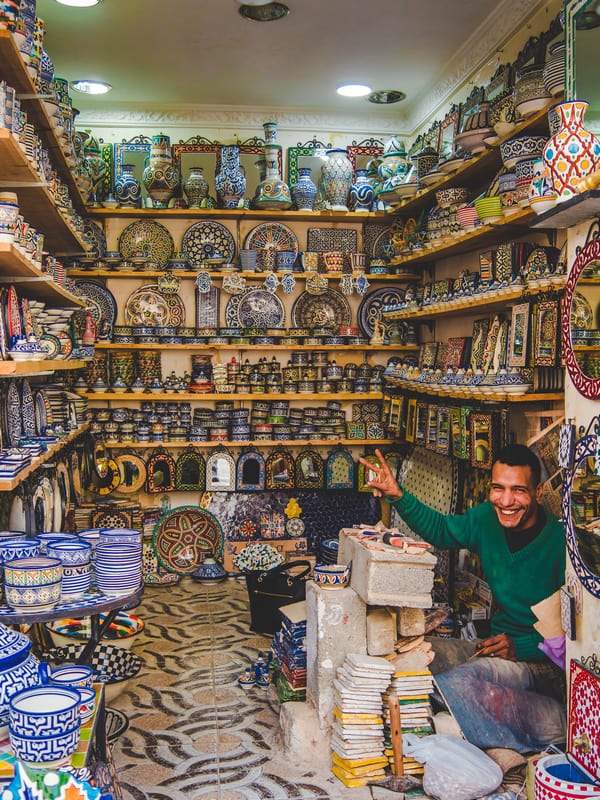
[223,538,308,573]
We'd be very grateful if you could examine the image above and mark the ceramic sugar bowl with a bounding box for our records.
[0,622,48,734]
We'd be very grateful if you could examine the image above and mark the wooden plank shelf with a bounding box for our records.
[383,378,563,404]
[93,342,418,352]
[0,358,88,376]
[86,207,390,223]
[0,242,85,306]
[66,268,422,282]
[100,438,396,449]
[84,391,385,402]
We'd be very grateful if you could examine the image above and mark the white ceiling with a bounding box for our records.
[37,0,551,132]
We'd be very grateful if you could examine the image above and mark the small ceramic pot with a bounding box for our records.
[313,563,350,589]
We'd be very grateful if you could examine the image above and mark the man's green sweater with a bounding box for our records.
[388,490,566,661]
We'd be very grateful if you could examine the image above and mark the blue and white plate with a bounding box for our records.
[182,220,236,266]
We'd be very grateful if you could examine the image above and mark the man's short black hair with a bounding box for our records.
[493,444,542,486]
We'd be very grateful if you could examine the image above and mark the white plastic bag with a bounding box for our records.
[403,733,503,800]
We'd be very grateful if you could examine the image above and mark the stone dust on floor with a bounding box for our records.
[110,577,401,800]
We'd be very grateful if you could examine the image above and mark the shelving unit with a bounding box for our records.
[0,358,88,376]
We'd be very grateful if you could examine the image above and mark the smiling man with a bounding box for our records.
[360,443,566,753]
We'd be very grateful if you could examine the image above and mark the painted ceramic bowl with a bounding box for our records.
[9,685,81,737]
[435,187,468,208]
[474,196,503,222]
[500,135,547,169]
[77,687,96,723]
[312,563,350,589]
[3,557,62,613]
[9,723,80,766]
[49,665,95,689]
[0,537,40,564]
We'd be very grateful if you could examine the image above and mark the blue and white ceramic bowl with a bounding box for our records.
[46,540,92,566]
[9,685,81,736]
[49,665,95,689]
[77,686,96,723]
[312,563,350,589]
[0,537,40,564]
[98,528,142,546]
[8,723,80,765]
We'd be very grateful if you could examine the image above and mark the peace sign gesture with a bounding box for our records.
[358,448,403,501]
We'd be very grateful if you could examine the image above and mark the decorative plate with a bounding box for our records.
[39,333,61,360]
[34,389,51,435]
[51,475,62,531]
[291,288,351,329]
[225,287,285,329]
[182,220,236,266]
[72,281,117,328]
[124,284,186,327]
[114,452,147,494]
[9,494,26,533]
[6,380,21,447]
[571,291,594,330]
[358,286,406,338]
[82,218,106,259]
[56,461,71,523]
[363,224,392,261]
[286,517,306,538]
[21,379,35,437]
[244,222,299,269]
[118,219,175,268]
[6,285,21,344]
[307,227,358,253]
[152,505,225,574]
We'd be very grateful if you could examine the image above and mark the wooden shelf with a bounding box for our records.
[86,207,389,223]
[0,357,88,376]
[66,267,422,282]
[0,30,87,213]
[0,422,89,491]
[84,391,384,402]
[93,342,418,352]
[383,377,563,404]
[0,242,85,306]
[0,129,86,254]
[102,438,395,449]
[530,189,600,230]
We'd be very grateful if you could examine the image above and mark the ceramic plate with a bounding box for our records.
[39,333,61,360]
[9,494,26,533]
[225,287,285,329]
[7,285,21,344]
[307,227,358,253]
[291,288,351,329]
[56,461,71,524]
[571,291,594,330]
[358,286,406,338]
[72,281,117,329]
[152,505,225,575]
[124,284,186,327]
[244,222,299,269]
[82,218,107,259]
[182,220,236,266]
[118,219,174,268]
[6,380,21,447]
[21,379,35,437]
[34,389,50,435]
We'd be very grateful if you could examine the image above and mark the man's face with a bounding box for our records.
[488,461,542,531]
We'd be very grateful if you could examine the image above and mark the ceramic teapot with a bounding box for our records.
[0,622,48,728]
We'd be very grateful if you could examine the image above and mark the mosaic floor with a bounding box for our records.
[110,578,398,800]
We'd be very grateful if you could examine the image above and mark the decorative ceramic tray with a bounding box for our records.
[21,379,35,437]
[6,286,21,344]
[39,333,61,360]
[307,227,358,253]
[152,506,225,575]
[82,218,107,259]
[124,284,186,327]
[182,220,236,266]
[571,291,594,330]
[225,287,285,329]
[358,286,406,338]
[291,288,351,329]
[118,219,175,267]
[5,381,21,447]
[244,222,299,269]
[72,281,117,329]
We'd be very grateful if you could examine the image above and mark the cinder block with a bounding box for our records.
[306,581,367,729]
[397,607,426,637]
[279,700,332,769]
[367,607,396,656]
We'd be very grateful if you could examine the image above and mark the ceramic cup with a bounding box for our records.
[275,249,296,271]
[49,665,95,689]
[299,251,319,271]
[322,251,345,273]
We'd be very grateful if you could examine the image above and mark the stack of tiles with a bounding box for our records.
[271,601,307,701]
[383,669,434,775]
[331,653,394,787]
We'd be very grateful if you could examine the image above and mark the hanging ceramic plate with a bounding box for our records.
[39,333,61,360]
[21,379,35,437]
[34,389,50,435]
[571,291,594,330]
[72,281,117,329]
[6,380,21,447]
[0,288,7,360]
[9,494,26,533]
[118,219,175,268]
[225,287,285,329]
[6,285,21,345]
[291,288,351,329]
[182,220,236,266]
[82,218,107,259]
[357,286,406,338]
[124,284,186,327]
[32,481,47,532]
[153,505,225,575]
[244,222,299,269]
[56,461,71,524]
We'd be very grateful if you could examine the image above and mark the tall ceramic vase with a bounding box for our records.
[115,164,142,208]
[142,133,179,209]
[543,101,600,203]
[321,148,353,211]
[183,166,209,208]
[253,144,292,210]
[215,145,246,209]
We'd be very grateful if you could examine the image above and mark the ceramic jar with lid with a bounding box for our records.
[0,623,48,733]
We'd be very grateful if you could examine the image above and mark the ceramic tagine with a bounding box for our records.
[192,557,228,584]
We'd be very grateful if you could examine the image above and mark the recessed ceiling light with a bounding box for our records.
[368,89,406,105]
[337,83,372,98]
[70,79,112,95]
[238,2,289,21]
[235,0,271,4]
[54,0,102,6]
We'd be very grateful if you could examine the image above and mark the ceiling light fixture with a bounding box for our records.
[54,0,102,6]
[238,2,289,22]
[70,79,112,95]
[368,89,406,105]
[337,83,372,98]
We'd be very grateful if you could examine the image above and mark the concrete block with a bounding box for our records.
[366,607,396,656]
[397,607,426,637]
[306,581,367,729]
[279,700,332,769]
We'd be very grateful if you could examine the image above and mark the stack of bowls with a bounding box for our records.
[456,204,479,231]
[474,196,503,223]
[98,528,142,546]
[94,543,142,596]
[37,532,79,554]
[0,537,40,564]
[8,685,81,767]
[3,556,62,612]
[46,541,92,600]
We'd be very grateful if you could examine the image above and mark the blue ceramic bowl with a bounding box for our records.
[9,685,81,736]
[9,723,80,765]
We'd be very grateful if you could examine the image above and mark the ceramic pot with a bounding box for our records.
[543,100,600,203]
[215,145,246,209]
[514,65,551,118]
[115,164,142,208]
[183,166,209,208]
[142,133,179,209]
[411,146,438,183]
[350,169,375,212]
[252,144,292,210]
[543,40,565,97]
[0,622,48,731]
[291,167,317,211]
[321,148,353,211]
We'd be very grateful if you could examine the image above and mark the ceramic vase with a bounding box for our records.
[543,101,600,203]
[321,148,353,211]
[291,166,317,211]
[411,145,438,183]
[115,164,142,208]
[183,166,209,208]
[215,145,246,209]
[82,133,107,204]
[252,144,291,210]
[349,168,374,212]
[142,133,180,209]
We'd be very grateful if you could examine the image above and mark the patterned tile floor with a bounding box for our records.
[111,578,397,800]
